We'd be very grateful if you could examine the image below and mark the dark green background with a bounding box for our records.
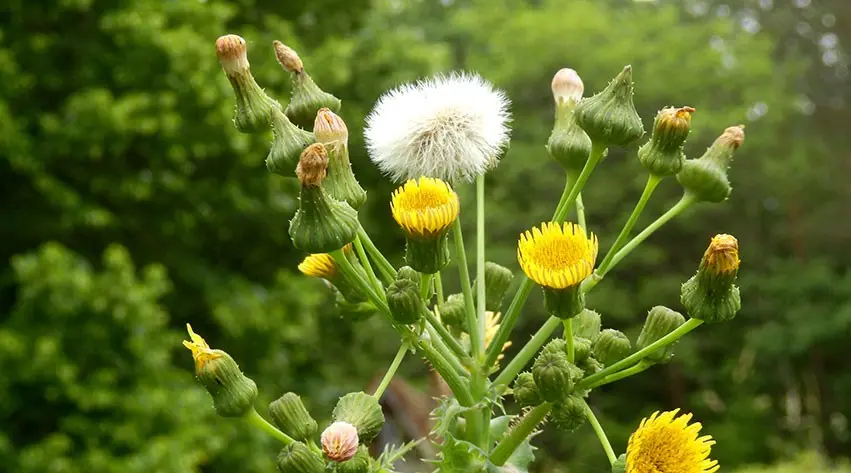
[1,0,849,471]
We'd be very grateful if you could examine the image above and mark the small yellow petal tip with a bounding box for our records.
[703,233,739,274]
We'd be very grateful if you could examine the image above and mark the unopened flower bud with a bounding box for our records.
[575,65,645,147]
[337,446,371,473]
[575,309,602,341]
[677,125,745,203]
[636,306,686,363]
[438,293,466,332]
[578,356,603,375]
[391,178,459,274]
[541,338,567,357]
[592,329,632,367]
[289,144,359,253]
[573,336,593,362]
[331,392,385,443]
[277,442,325,473]
[638,106,694,176]
[386,277,426,325]
[314,109,367,209]
[474,262,515,312]
[513,372,542,406]
[548,68,593,171]
[274,41,342,129]
[269,393,318,443]
[550,395,587,433]
[551,68,584,105]
[681,234,741,323]
[266,106,314,177]
[532,349,576,402]
[216,35,278,133]
[183,324,257,417]
[298,246,366,303]
[396,266,422,284]
[321,421,359,462]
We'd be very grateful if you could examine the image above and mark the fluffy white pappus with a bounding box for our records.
[364,72,511,183]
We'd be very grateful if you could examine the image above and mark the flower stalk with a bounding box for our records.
[247,408,296,445]
[583,400,617,465]
[373,342,411,399]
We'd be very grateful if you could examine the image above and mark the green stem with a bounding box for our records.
[246,408,295,445]
[490,403,552,466]
[579,318,703,388]
[586,360,653,390]
[420,273,433,301]
[474,174,489,448]
[582,400,617,465]
[452,219,480,358]
[564,318,574,363]
[424,309,468,361]
[357,225,396,284]
[553,141,606,222]
[418,340,474,406]
[575,192,587,232]
[332,250,388,312]
[493,316,562,388]
[373,342,410,399]
[426,323,469,379]
[434,271,445,305]
[354,235,381,291]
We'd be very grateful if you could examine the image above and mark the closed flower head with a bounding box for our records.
[551,68,584,105]
[298,253,338,279]
[215,34,248,75]
[365,72,511,182]
[273,40,304,74]
[321,421,359,462]
[518,222,597,290]
[391,177,460,239]
[626,409,719,473]
[703,234,739,274]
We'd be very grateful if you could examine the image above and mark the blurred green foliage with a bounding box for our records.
[1,0,849,472]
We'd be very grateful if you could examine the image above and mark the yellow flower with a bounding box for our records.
[703,234,739,274]
[626,409,719,473]
[517,222,598,289]
[298,244,354,279]
[391,177,460,239]
[461,311,512,362]
[182,324,222,371]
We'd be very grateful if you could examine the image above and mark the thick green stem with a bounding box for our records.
[490,403,552,466]
[426,323,468,379]
[419,340,474,406]
[373,342,410,399]
[434,271,445,305]
[582,400,617,465]
[354,235,381,291]
[493,316,562,388]
[566,170,588,232]
[586,360,653,390]
[424,309,467,360]
[357,224,396,284]
[452,219,480,358]
[246,408,295,445]
[579,318,703,388]
[564,318,574,363]
[420,273,433,301]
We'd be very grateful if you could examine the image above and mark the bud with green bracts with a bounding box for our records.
[396,266,421,284]
[314,108,367,209]
[550,395,587,433]
[215,35,279,134]
[574,65,645,147]
[386,278,426,325]
[438,293,466,332]
[513,372,542,406]
[473,261,514,312]
[574,309,602,341]
[638,106,694,176]
[547,69,592,171]
[578,356,603,375]
[322,421,359,462]
[573,336,592,362]
[274,41,342,129]
[336,446,371,473]
[266,106,314,177]
[543,285,585,319]
[593,329,632,367]
[332,392,385,443]
[677,125,745,203]
[636,306,686,363]
[277,442,325,473]
[404,233,451,274]
[195,350,258,417]
[612,454,627,473]
[541,338,567,357]
[289,144,359,253]
[532,349,582,402]
[269,393,318,443]
[681,234,741,323]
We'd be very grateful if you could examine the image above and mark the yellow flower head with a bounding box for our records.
[517,222,598,289]
[297,244,353,279]
[391,177,460,239]
[702,234,740,274]
[182,324,222,371]
[626,409,719,473]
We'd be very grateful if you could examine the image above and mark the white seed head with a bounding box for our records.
[364,72,511,183]
[551,68,584,104]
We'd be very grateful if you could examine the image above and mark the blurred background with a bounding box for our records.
[2,0,850,471]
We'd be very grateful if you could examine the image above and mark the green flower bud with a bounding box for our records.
[681,234,741,323]
[574,65,645,147]
[543,285,585,320]
[677,125,745,203]
[334,288,377,323]
[396,266,422,284]
[215,35,278,134]
[550,395,587,433]
[183,324,257,417]
[612,454,627,473]
[638,106,694,176]
[575,309,602,341]
[314,108,367,209]
[548,69,593,171]
[289,144,359,253]
[269,393,318,443]
[573,336,592,363]
[541,338,567,357]
[266,106,315,177]
[277,442,325,473]
[386,278,426,325]
[322,421,359,462]
[336,446,371,473]
[391,178,459,274]
[532,349,573,402]
[438,293,466,331]
[274,41,342,129]
[332,392,385,443]
[512,372,541,406]
[473,261,515,312]
[636,306,686,363]
[592,329,632,367]
[578,356,603,375]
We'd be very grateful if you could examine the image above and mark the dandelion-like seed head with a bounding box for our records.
[391,177,460,238]
[518,222,598,289]
[703,234,740,274]
[626,409,719,473]
[365,72,511,183]
[182,323,223,371]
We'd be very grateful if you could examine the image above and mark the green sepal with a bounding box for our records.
[438,293,466,332]
[547,100,592,171]
[227,72,279,134]
[266,106,315,177]
[276,442,326,473]
[636,306,686,363]
[325,141,367,209]
[574,309,602,341]
[574,65,645,147]
[532,349,573,402]
[542,285,585,319]
[550,395,587,433]
[269,392,318,443]
[195,350,258,417]
[286,72,342,129]
[681,274,741,323]
[612,454,627,473]
[332,392,385,443]
[289,185,358,253]
[386,278,426,325]
[474,262,515,312]
[405,233,450,274]
[592,329,632,367]
[336,446,371,473]
[512,372,542,406]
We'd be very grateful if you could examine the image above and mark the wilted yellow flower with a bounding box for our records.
[391,177,460,239]
[518,222,598,289]
[703,234,740,274]
[626,409,719,473]
[182,324,222,371]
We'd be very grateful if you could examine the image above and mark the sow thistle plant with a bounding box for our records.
[184,34,747,473]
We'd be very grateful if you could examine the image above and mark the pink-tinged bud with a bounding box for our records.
[215,34,249,76]
[274,40,304,74]
[321,421,359,462]
[551,68,584,105]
